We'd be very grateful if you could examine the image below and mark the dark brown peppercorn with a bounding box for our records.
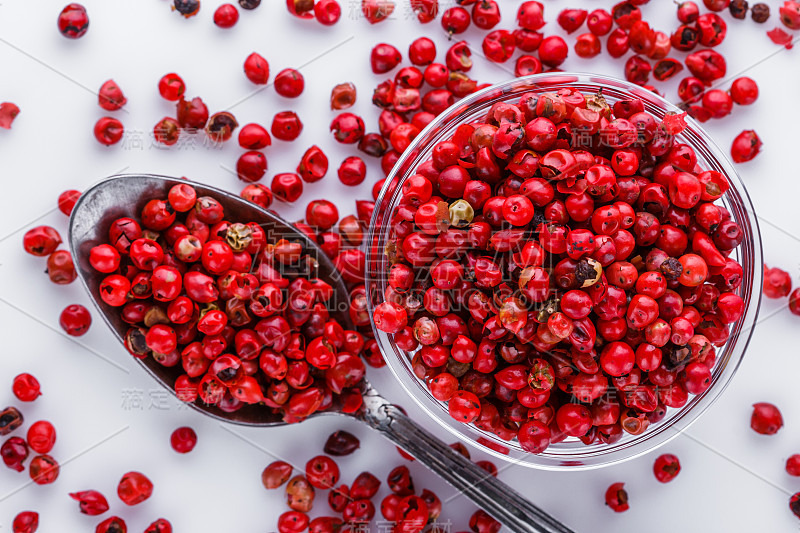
[238,0,261,9]
[446,357,471,378]
[173,0,200,17]
[660,257,683,281]
[0,406,23,436]
[575,258,602,288]
[729,0,748,19]
[751,2,770,23]
[667,345,692,370]
[125,327,150,356]
[323,431,360,456]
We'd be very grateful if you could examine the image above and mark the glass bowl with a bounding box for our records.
[365,73,763,470]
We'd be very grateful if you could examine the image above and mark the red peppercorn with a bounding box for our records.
[701,89,733,119]
[483,30,516,63]
[70,490,110,515]
[409,37,436,66]
[441,6,470,34]
[272,173,304,202]
[787,454,800,476]
[469,510,500,533]
[306,199,339,230]
[517,1,545,30]
[153,116,180,146]
[12,373,41,402]
[605,482,629,512]
[471,0,500,29]
[297,145,328,182]
[96,517,127,533]
[0,102,19,129]
[244,52,270,84]
[730,130,762,163]
[59,304,92,336]
[176,96,209,130]
[338,156,367,186]
[144,519,172,533]
[331,113,365,144]
[58,3,89,38]
[27,420,56,454]
[98,80,126,111]
[118,471,154,505]
[23,226,62,256]
[213,3,239,27]
[362,0,395,24]
[30,454,59,484]
[45,249,76,284]
[238,123,271,150]
[158,73,186,101]
[241,183,273,209]
[371,43,402,74]
[751,402,783,435]
[730,77,759,105]
[170,426,197,453]
[314,0,341,24]
[275,68,305,98]
[538,35,568,67]
[653,453,681,482]
[58,189,81,216]
[558,8,588,33]
[1,437,28,472]
[574,33,601,58]
[272,111,303,141]
[236,151,268,183]
[513,28,544,52]
[704,0,731,11]
[587,8,612,35]
[686,49,726,84]
[94,117,124,146]
[12,511,38,533]
[277,511,309,533]
[677,1,700,22]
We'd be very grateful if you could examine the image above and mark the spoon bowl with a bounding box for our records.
[69,173,353,426]
[69,174,575,533]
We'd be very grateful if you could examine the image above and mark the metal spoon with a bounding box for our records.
[69,174,575,533]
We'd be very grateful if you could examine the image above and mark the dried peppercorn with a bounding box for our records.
[751,2,770,22]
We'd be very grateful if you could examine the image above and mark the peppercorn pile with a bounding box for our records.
[373,88,747,454]
[263,428,505,533]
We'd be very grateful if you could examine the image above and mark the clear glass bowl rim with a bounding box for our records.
[366,73,763,470]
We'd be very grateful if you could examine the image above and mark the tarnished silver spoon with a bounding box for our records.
[69,174,575,533]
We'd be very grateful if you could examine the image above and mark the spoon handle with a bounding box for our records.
[359,388,575,533]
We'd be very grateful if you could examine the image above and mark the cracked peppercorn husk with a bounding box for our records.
[536,296,560,323]
[751,2,770,22]
[660,257,683,280]
[575,258,603,288]
[0,406,23,436]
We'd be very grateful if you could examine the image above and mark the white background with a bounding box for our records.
[0,0,799,531]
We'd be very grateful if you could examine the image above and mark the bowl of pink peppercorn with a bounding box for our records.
[366,73,762,469]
